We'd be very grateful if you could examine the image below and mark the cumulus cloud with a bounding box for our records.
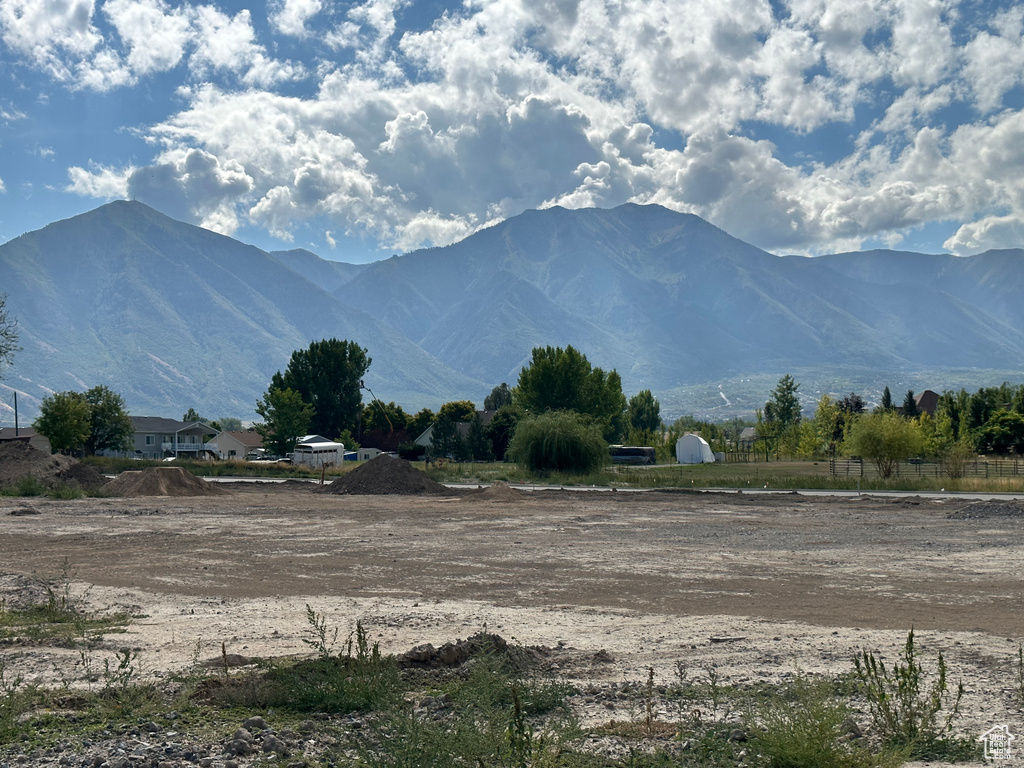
[125,148,254,234]
[269,0,322,37]
[7,0,1024,255]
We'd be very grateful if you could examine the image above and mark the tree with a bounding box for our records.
[486,405,521,461]
[507,410,608,474]
[408,408,435,440]
[182,408,205,424]
[270,339,370,439]
[758,374,801,454]
[465,413,494,461]
[975,410,1024,454]
[514,345,627,442]
[627,389,662,434]
[255,387,314,457]
[484,383,512,411]
[879,386,894,413]
[844,411,924,478]
[902,390,920,419]
[438,400,476,423]
[0,294,19,379]
[34,391,91,454]
[83,385,133,455]
[430,413,463,459]
[217,417,243,432]
[362,401,409,433]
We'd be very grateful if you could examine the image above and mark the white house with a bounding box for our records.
[675,433,715,464]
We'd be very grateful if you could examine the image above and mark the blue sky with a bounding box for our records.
[2,0,1024,263]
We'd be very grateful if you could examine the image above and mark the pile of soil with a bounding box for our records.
[321,455,457,496]
[103,467,227,497]
[397,631,546,671]
[467,480,523,502]
[0,441,108,490]
[948,499,1024,519]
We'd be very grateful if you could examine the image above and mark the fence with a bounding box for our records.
[830,457,1024,479]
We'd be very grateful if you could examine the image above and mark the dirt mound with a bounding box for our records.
[0,441,108,490]
[397,632,547,671]
[467,480,523,502]
[321,455,458,495]
[948,499,1024,519]
[103,467,227,497]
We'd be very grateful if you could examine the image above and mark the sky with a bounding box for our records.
[2,0,1024,263]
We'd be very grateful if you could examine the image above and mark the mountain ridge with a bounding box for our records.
[1,200,1022,422]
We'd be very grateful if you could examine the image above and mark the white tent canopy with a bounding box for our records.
[675,433,715,464]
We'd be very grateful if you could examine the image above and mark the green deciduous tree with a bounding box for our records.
[438,400,476,423]
[975,410,1024,454]
[362,401,409,433]
[255,387,314,457]
[514,345,626,442]
[217,417,243,432]
[484,383,512,411]
[0,294,19,380]
[407,408,435,440]
[507,410,608,474]
[627,389,662,434]
[34,391,91,454]
[83,385,133,455]
[844,411,924,478]
[270,339,370,439]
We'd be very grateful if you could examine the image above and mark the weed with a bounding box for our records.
[704,664,722,720]
[0,656,30,742]
[853,629,965,756]
[301,604,338,660]
[748,674,906,768]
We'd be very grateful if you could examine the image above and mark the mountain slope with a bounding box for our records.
[0,202,483,419]
[340,203,1024,391]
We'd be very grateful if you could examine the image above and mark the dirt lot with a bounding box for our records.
[2,483,1023,764]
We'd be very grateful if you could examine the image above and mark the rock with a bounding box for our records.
[231,728,253,743]
[262,735,283,754]
[243,715,269,731]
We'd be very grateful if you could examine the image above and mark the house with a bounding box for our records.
[0,427,52,454]
[914,389,939,417]
[292,435,344,467]
[101,417,219,460]
[737,427,758,450]
[414,410,497,448]
[209,429,264,460]
[357,447,382,461]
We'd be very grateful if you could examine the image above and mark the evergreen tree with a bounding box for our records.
[465,413,494,460]
[430,414,462,459]
[879,386,894,412]
[902,390,920,418]
[627,389,662,433]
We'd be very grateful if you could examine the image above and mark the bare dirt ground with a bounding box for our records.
[2,484,1024,765]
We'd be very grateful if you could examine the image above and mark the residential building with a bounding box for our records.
[101,417,219,460]
[210,429,264,460]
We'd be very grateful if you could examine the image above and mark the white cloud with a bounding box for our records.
[103,0,190,74]
[945,215,1024,253]
[124,148,253,234]
[269,0,322,37]
[10,0,1024,254]
[66,162,131,196]
[0,175,5,193]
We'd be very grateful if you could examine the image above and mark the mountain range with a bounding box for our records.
[1,200,1022,423]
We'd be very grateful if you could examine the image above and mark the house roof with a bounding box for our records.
[219,430,264,449]
[914,389,939,416]
[130,416,218,434]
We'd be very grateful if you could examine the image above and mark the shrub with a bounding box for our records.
[507,410,608,474]
[853,629,966,756]
[749,675,905,768]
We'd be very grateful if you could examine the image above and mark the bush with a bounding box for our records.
[853,629,967,757]
[507,410,608,474]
